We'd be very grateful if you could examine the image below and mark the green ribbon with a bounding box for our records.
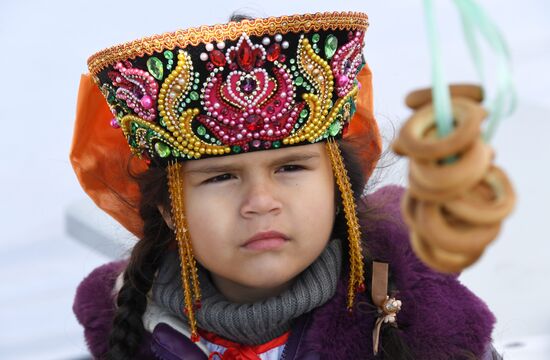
[423,0,517,142]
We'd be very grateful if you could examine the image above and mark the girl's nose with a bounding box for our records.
[240,180,282,218]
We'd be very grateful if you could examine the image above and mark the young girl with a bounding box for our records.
[71,11,501,359]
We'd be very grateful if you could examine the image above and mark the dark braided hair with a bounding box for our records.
[104,167,173,359]
[332,137,417,360]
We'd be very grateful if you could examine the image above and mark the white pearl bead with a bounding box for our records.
[217,41,225,49]
[262,37,270,46]
[200,52,208,61]
[275,34,282,42]
[205,43,214,51]
[282,41,289,49]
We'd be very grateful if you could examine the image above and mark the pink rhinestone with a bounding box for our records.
[337,75,349,87]
[110,118,120,129]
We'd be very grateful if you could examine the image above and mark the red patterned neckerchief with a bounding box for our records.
[199,329,290,360]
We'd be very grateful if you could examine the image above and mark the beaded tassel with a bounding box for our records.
[167,161,201,342]
[326,139,366,310]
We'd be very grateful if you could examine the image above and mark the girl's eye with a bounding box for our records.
[204,173,234,184]
[277,164,304,173]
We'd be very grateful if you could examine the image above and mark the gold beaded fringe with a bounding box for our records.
[167,161,202,342]
[326,139,365,310]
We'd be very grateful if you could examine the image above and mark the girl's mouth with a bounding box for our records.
[242,231,290,251]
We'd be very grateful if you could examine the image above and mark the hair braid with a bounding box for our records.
[105,166,172,360]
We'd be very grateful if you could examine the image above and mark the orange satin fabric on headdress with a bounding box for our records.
[347,63,382,179]
[70,65,381,239]
[70,74,147,238]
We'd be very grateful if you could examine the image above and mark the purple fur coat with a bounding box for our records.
[73,186,497,359]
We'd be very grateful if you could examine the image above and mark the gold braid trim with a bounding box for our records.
[167,161,201,342]
[325,139,365,310]
[88,11,369,75]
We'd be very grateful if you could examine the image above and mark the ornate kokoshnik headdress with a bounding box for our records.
[71,11,382,341]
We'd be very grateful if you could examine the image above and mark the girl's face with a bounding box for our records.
[182,142,336,301]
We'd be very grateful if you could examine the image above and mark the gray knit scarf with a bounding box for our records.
[152,239,342,345]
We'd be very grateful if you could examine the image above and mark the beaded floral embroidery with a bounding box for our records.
[94,13,367,163]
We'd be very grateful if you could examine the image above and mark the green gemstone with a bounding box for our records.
[204,134,210,139]
[305,85,311,91]
[294,71,299,77]
[289,58,295,64]
[171,148,180,157]
[290,66,296,71]
[193,85,198,90]
[197,125,207,136]
[159,117,166,127]
[300,109,309,118]
[232,145,242,153]
[328,121,342,136]
[185,98,191,104]
[194,78,200,84]
[314,48,320,54]
[273,141,281,148]
[312,33,320,43]
[164,50,173,59]
[147,57,164,80]
[131,122,139,132]
[154,142,171,158]
[190,91,199,101]
[295,77,304,86]
[324,35,338,59]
